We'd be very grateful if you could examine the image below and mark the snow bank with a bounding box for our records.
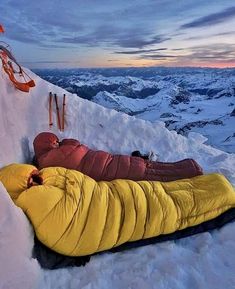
[0,66,235,289]
[0,182,40,289]
[40,227,235,289]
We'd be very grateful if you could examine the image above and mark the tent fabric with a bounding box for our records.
[0,24,4,33]
[0,44,35,92]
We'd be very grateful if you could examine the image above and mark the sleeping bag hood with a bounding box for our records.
[33,132,59,158]
[0,164,39,199]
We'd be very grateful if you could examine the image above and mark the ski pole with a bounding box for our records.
[54,93,62,131]
[49,92,53,129]
[62,93,66,131]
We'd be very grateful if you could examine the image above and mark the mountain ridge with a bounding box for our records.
[35,67,235,153]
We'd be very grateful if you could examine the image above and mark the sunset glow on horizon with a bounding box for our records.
[1,0,235,69]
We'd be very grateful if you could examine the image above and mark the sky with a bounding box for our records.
[0,0,235,68]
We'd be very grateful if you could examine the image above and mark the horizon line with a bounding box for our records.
[30,65,235,70]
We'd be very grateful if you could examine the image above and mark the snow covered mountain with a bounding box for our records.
[36,67,235,153]
[0,66,235,289]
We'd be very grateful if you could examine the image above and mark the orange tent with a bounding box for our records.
[0,24,4,33]
[0,24,36,92]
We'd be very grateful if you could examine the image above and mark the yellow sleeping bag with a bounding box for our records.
[1,164,235,256]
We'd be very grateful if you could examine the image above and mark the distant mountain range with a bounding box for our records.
[34,67,235,153]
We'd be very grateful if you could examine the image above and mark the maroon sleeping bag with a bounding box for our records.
[33,132,203,182]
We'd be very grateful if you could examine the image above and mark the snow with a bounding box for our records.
[40,68,235,153]
[0,66,235,289]
[37,67,235,153]
[64,73,158,91]
[93,90,163,115]
[92,85,235,153]
[41,229,235,289]
[0,182,40,289]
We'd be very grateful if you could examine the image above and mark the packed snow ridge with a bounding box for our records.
[0,67,235,289]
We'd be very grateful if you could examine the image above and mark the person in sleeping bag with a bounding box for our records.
[0,163,234,258]
[33,132,203,182]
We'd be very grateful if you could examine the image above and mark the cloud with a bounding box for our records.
[39,44,75,49]
[114,35,171,49]
[174,43,235,64]
[7,34,40,44]
[181,6,235,29]
[139,43,235,65]
[22,61,73,64]
[1,0,234,68]
[114,48,168,54]
[0,0,174,49]
[213,31,235,36]
[185,30,235,40]
[140,54,176,60]
[58,24,171,49]
[57,24,123,47]
[3,22,43,44]
[171,48,184,51]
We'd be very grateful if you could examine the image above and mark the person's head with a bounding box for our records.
[33,132,59,158]
[28,173,43,187]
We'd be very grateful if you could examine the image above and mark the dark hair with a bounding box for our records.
[131,150,149,160]
[31,174,43,186]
